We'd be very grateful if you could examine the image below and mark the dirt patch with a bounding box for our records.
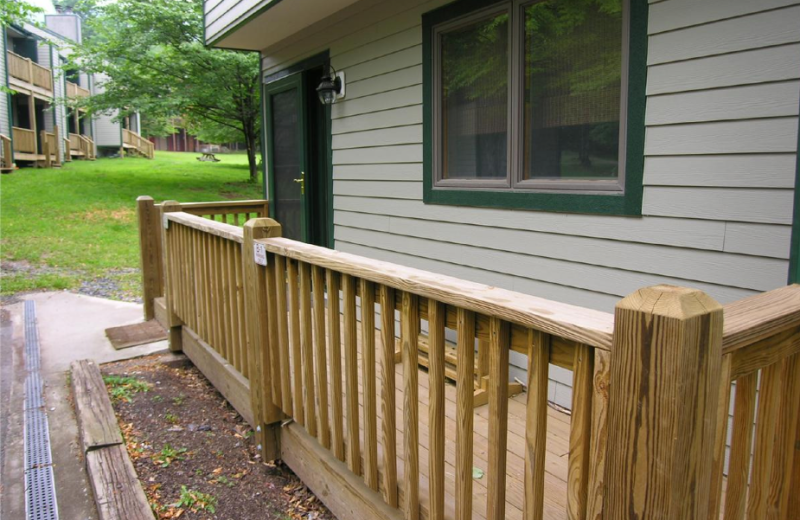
[79,208,135,223]
[102,354,335,520]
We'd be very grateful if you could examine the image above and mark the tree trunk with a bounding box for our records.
[244,127,258,182]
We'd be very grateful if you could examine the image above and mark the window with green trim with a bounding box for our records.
[422,0,647,215]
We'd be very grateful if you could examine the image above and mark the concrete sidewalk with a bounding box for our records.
[0,292,168,520]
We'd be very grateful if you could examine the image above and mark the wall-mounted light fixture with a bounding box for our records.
[316,67,345,106]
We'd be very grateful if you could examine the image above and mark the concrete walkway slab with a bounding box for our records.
[1,292,169,520]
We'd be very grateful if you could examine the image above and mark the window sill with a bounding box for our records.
[423,185,643,216]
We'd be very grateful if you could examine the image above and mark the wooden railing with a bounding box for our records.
[69,133,96,160]
[141,203,800,520]
[40,128,61,167]
[12,127,36,154]
[1,134,12,171]
[66,81,91,98]
[7,51,53,92]
[7,51,31,83]
[122,128,154,159]
[136,197,271,322]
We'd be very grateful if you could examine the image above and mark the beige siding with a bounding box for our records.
[91,74,122,147]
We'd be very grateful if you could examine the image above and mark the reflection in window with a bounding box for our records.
[441,13,509,180]
[523,0,622,180]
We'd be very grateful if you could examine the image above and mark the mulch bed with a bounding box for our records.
[101,354,335,520]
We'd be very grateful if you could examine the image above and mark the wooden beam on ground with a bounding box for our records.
[86,444,153,520]
[70,359,123,453]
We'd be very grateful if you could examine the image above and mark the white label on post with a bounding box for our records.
[163,213,170,229]
[254,243,267,266]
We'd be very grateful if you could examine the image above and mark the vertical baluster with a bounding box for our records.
[487,316,509,520]
[222,240,234,367]
[568,344,593,520]
[264,247,281,409]
[275,255,292,416]
[234,213,240,226]
[585,349,610,520]
[234,244,248,378]
[217,235,229,359]
[288,259,304,425]
[768,352,800,518]
[723,371,757,520]
[402,292,419,520]
[300,262,317,437]
[328,270,345,461]
[455,308,475,520]
[203,233,213,344]
[747,361,787,519]
[312,266,330,449]
[212,235,222,353]
[361,279,379,490]
[708,355,732,519]
[380,285,398,507]
[428,299,445,520]
[343,274,360,474]
[193,229,203,334]
[524,330,550,520]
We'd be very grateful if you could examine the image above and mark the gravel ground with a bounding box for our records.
[1,260,142,304]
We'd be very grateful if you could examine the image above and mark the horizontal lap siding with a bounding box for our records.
[1,28,9,141]
[259,0,799,312]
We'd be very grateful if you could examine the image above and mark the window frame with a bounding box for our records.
[422,0,648,215]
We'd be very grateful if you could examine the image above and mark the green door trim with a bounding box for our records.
[789,87,800,284]
[264,72,308,242]
[263,51,334,248]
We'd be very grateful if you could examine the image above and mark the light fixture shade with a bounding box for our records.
[316,71,343,105]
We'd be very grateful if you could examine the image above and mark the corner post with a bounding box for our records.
[136,196,164,321]
[41,130,50,168]
[603,285,723,519]
[53,125,61,166]
[160,200,183,351]
[243,218,283,460]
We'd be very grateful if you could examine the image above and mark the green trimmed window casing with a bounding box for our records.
[422,0,648,215]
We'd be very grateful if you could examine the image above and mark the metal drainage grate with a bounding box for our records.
[23,300,59,520]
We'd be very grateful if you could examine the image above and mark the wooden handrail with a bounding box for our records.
[255,235,614,349]
[721,284,800,353]
[7,51,31,83]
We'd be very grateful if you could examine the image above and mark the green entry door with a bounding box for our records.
[265,74,307,242]
[264,67,332,247]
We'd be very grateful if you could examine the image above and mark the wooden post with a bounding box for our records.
[28,94,36,161]
[136,196,164,321]
[161,201,183,351]
[243,218,283,460]
[41,130,50,168]
[53,125,61,166]
[603,285,723,520]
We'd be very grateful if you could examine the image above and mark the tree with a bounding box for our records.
[1,0,42,28]
[70,0,262,181]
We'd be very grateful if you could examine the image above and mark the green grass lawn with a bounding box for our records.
[0,151,263,299]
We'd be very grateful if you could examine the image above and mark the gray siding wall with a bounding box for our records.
[259,0,800,405]
[205,0,266,44]
[1,28,9,142]
[91,73,122,147]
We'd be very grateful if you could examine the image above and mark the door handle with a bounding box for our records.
[293,172,305,195]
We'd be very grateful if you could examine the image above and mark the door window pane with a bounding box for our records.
[523,0,622,180]
[271,89,302,241]
[440,12,509,180]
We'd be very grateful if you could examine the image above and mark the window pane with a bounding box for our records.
[523,0,622,181]
[441,12,509,180]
